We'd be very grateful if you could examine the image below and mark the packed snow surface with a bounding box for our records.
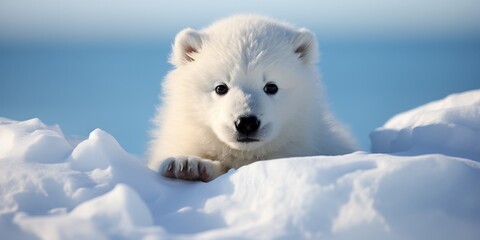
[1,90,480,240]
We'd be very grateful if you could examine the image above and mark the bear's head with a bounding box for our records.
[167,15,321,152]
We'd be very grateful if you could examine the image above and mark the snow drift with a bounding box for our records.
[370,89,480,160]
[1,90,480,240]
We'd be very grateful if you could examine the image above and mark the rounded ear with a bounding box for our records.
[293,28,318,65]
[170,28,203,66]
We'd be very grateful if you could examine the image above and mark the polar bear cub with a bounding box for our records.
[148,15,357,181]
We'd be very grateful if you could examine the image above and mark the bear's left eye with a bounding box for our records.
[264,83,278,95]
[215,84,229,95]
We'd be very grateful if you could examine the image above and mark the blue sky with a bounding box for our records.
[1,0,480,155]
[1,0,480,41]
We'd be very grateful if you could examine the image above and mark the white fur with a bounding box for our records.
[148,15,357,181]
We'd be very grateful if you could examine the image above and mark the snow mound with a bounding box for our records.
[370,89,480,160]
[1,90,480,239]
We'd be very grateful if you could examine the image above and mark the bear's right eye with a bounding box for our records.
[215,84,229,95]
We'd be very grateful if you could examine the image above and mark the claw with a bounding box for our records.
[163,161,176,178]
[166,162,173,172]
[179,163,184,172]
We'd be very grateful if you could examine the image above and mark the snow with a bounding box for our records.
[1,90,480,240]
[370,89,480,160]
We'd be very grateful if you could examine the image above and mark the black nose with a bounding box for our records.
[235,116,261,135]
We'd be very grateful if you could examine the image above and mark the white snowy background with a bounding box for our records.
[1,89,479,239]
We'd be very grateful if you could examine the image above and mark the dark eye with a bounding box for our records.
[215,84,229,95]
[264,83,278,95]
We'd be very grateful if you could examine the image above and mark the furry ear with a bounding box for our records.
[170,28,203,66]
[293,28,318,65]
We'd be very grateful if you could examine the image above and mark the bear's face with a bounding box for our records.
[168,17,319,151]
[206,68,288,151]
